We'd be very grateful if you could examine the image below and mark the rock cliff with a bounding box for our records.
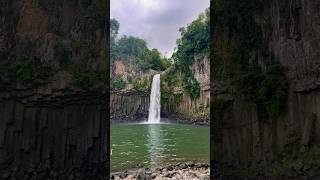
[110,59,159,122]
[110,55,210,123]
[162,56,210,123]
[212,0,320,178]
[0,0,107,179]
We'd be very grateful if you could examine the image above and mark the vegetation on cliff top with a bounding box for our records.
[161,8,209,108]
[110,19,171,72]
[110,18,170,91]
[212,0,288,121]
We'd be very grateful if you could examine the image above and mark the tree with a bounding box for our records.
[110,18,171,71]
[170,8,210,100]
[110,18,119,41]
[110,19,120,61]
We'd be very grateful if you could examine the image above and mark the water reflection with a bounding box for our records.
[147,124,162,167]
[111,124,209,172]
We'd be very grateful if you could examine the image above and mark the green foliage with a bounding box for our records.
[258,64,288,118]
[270,132,320,177]
[181,68,200,100]
[112,79,126,90]
[160,66,184,109]
[10,55,51,88]
[170,8,209,100]
[137,48,170,71]
[110,19,171,71]
[110,18,120,61]
[110,18,119,40]
[132,77,151,93]
[71,66,107,90]
[71,67,95,89]
[192,104,210,119]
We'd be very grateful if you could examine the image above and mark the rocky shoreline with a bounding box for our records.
[111,162,210,180]
[167,118,210,126]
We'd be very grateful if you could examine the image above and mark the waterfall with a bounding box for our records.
[148,74,161,123]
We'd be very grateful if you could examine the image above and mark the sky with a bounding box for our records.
[110,0,210,58]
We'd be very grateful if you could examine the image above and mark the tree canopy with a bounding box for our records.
[110,19,170,71]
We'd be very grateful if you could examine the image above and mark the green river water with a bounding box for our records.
[110,123,209,173]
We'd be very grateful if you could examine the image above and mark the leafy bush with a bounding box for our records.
[10,55,51,88]
[71,67,96,89]
[112,79,126,89]
[72,66,108,90]
[110,19,171,71]
[170,8,209,100]
[132,78,150,93]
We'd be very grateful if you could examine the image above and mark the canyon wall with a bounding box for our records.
[110,56,210,123]
[166,56,210,122]
[0,0,107,178]
[213,0,320,178]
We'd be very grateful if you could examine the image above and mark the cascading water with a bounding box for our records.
[148,74,161,123]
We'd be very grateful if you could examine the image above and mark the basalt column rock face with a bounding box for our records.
[163,56,210,123]
[212,0,320,178]
[0,91,107,179]
[0,0,108,178]
[110,90,150,123]
[177,56,210,116]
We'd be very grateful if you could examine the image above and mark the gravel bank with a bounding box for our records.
[111,162,210,180]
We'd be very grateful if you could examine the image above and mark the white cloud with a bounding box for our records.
[111,0,210,58]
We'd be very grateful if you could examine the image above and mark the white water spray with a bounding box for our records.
[148,74,161,123]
